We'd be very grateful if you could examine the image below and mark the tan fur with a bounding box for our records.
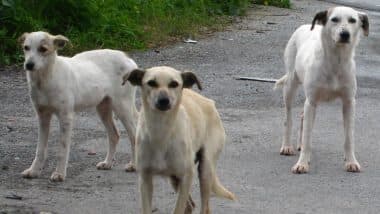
[125,66,235,214]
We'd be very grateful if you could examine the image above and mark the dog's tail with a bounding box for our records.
[273,74,288,90]
[212,175,236,201]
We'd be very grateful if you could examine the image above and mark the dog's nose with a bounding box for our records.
[156,97,170,111]
[25,62,35,71]
[340,31,350,42]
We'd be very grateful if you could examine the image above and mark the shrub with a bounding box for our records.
[0,0,289,65]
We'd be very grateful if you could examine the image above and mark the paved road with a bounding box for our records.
[1,0,380,213]
[323,0,380,12]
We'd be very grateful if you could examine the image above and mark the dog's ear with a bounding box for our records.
[359,13,369,37]
[181,71,202,90]
[18,33,29,44]
[53,35,69,49]
[311,10,328,30]
[122,69,145,86]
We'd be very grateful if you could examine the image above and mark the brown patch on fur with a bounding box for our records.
[181,71,202,90]
[122,69,145,86]
[39,38,55,54]
[311,10,328,30]
[53,35,69,49]
[18,33,29,45]
[359,13,369,37]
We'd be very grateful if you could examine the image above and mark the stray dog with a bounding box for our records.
[275,7,369,173]
[123,66,236,214]
[19,31,139,181]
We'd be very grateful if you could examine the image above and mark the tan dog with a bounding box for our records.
[123,66,235,214]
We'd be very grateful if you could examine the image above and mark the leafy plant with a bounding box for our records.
[0,0,289,65]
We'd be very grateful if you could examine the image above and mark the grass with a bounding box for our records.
[0,0,290,65]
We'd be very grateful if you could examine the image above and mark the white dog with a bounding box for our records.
[275,7,369,173]
[19,31,139,181]
[123,66,235,214]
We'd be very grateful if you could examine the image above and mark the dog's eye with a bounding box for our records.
[348,18,356,24]
[331,17,339,23]
[168,81,179,88]
[23,46,30,51]
[38,46,48,53]
[147,80,158,87]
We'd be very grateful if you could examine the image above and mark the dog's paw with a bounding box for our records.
[124,162,136,172]
[96,161,113,170]
[21,168,40,179]
[50,172,65,182]
[345,161,361,172]
[291,163,309,174]
[280,145,296,156]
[185,199,195,214]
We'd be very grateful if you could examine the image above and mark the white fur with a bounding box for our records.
[20,31,138,181]
[275,7,369,173]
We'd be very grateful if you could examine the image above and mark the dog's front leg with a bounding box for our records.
[50,111,74,182]
[292,99,315,174]
[343,99,361,172]
[173,170,194,214]
[139,172,153,214]
[22,108,52,178]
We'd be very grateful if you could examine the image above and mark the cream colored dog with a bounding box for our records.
[19,31,138,182]
[123,66,235,214]
[275,7,369,173]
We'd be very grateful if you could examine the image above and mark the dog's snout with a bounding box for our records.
[158,97,169,106]
[25,62,35,71]
[339,31,350,42]
[155,94,171,111]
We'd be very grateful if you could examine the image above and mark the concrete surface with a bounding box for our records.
[1,0,380,213]
[322,0,380,12]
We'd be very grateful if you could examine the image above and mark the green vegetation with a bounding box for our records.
[254,0,290,8]
[0,0,290,65]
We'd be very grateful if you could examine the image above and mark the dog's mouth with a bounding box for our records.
[338,39,350,44]
[155,103,171,111]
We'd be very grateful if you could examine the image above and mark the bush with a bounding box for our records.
[0,0,289,65]
[254,0,290,8]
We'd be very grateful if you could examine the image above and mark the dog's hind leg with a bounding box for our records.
[96,97,120,170]
[51,111,74,182]
[170,176,195,214]
[112,98,138,172]
[22,107,53,178]
[280,78,299,155]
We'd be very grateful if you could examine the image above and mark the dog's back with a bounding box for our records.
[285,24,322,74]
[181,89,225,154]
[181,89,235,200]
[73,49,137,79]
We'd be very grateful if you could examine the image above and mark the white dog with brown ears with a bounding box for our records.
[123,66,235,214]
[19,31,138,182]
[275,7,369,174]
